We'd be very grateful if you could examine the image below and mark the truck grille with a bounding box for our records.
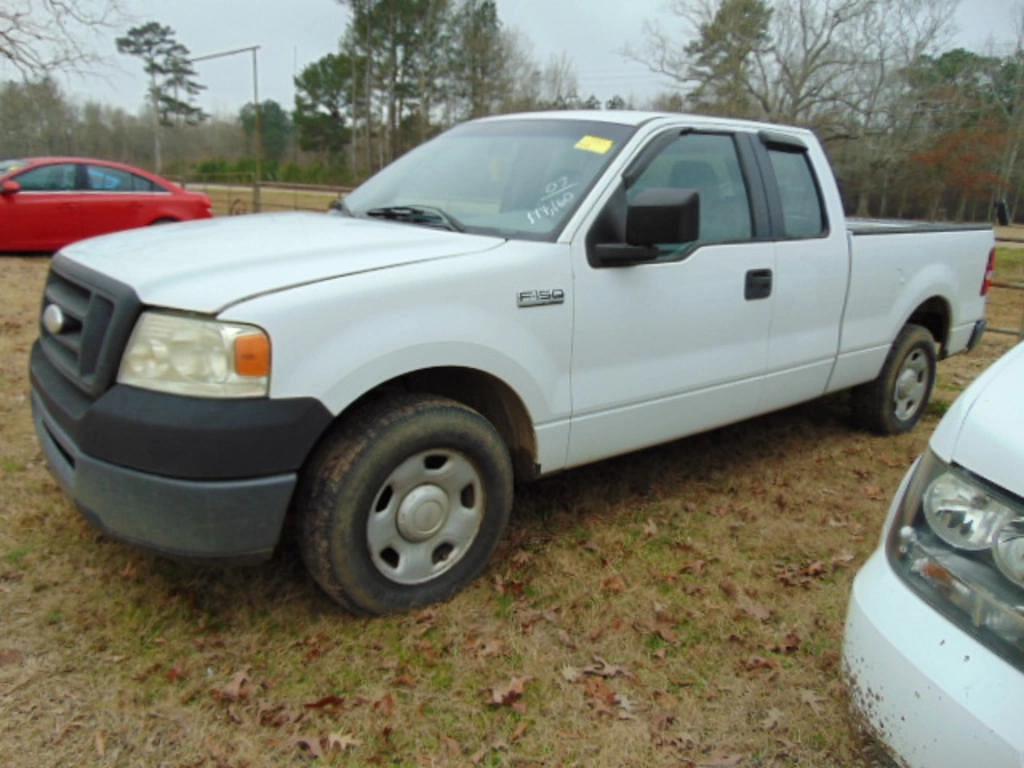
[38,257,140,399]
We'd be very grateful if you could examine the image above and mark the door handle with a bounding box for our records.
[745,269,773,300]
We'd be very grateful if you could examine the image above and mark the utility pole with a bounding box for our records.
[191,45,262,212]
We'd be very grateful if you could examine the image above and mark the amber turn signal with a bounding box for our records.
[234,333,271,377]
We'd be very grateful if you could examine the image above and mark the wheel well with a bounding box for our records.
[354,367,539,481]
[907,297,950,356]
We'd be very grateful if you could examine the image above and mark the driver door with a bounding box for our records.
[567,130,775,467]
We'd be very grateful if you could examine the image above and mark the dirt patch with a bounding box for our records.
[0,251,1017,767]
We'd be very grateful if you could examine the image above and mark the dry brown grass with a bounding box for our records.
[0,249,1020,768]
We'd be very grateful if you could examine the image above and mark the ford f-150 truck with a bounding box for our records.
[29,111,995,614]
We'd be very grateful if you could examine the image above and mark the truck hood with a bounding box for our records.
[60,212,505,313]
[931,342,1024,497]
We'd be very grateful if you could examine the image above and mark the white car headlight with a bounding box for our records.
[117,311,270,398]
[888,451,1024,664]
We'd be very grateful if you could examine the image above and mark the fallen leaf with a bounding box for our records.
[326,732,360,752]
[373,693,396,717]
[441,735,462,758]
[214,669,254,702]
[771,632,801,655]
[742,655,778,673]
[643,519,659,537]
[296,736,323,759]
[737,595,771,623]
[602,575,627,594]
[582,655,631,679]
[469,637,506,658]
[510,721,528,742]
[863,484,886,501]
[830,552,856,569]
[561,665,581,683]
[760,707,784,731]
[304,695,345,710]
[488,676,532,710]
[799,688,826,716]
[166,664,186,683]
[681,559,707,575]
[94,731,106,758]
[257,703,296,728]
[0,649,24,667]
[656,626,679,645]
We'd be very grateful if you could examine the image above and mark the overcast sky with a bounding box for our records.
[11,0,1022,116]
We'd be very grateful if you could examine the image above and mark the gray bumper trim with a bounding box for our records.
[32,391,295,561]
[966,319,987,352]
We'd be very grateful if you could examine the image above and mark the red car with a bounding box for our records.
[0,157,212,252]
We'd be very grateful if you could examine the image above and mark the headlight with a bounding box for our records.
[117,311,270,398]
[923,469,1014,551]
[887,451,1024,667]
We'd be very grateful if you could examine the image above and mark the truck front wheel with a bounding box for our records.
[851,323,936,435]
[296,393,514,615]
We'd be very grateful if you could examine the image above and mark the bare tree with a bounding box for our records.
[0,0,121,77]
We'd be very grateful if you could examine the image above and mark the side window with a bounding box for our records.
[131,174,159,192]
[86,165,134,192]
[628,133,753,254]
[15,164,77,191]
[766,149,826,238]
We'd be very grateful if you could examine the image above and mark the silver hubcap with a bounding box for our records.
[893,349,929,420]
[367,449,484,585]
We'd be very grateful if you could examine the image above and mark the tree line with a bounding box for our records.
[1,0,1021,221]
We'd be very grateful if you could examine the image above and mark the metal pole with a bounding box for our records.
[190,45,262,212]
[252,48,262,213]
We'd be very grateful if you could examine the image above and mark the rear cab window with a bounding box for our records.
[765,146,827,238]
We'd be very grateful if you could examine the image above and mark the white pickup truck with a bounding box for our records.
[29,111,995,614]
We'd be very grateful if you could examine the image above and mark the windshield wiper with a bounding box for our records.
[364,205,465,233]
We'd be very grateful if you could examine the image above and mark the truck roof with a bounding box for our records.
[479,110,815,138]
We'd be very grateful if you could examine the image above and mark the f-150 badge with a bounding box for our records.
[517,289,565,308]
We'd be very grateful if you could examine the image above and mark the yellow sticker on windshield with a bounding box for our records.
[575,135,614,155]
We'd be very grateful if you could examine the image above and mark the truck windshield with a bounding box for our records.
[343,119,636,241]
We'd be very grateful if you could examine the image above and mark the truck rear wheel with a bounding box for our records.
[296,393,513,615]
[851,323,936,435]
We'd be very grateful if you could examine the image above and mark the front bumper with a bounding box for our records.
[843,550,1024,768]
[29,340,333,561]
[32,390,296,560]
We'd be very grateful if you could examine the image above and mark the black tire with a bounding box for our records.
[851,323,937,435]
[149,218,178,226]
[296,393,514,615]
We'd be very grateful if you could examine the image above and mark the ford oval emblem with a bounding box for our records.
[42,304,65,335]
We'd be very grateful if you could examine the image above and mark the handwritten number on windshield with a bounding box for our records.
[527,176,578,225]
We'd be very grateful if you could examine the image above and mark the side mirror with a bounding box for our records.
[593,187,700,267]
[1,180,21,196]
[995,200,1010,227]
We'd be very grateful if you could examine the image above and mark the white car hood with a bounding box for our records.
[60,212,504,313]
[931,342,1024,497]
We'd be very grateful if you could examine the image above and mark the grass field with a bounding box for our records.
[0,248,1021,767]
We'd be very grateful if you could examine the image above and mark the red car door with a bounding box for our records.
[81,164,147,238]
[1,163,81,252]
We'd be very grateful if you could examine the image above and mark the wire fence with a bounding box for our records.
[991,231,1024,341]
[177,173,351,216]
